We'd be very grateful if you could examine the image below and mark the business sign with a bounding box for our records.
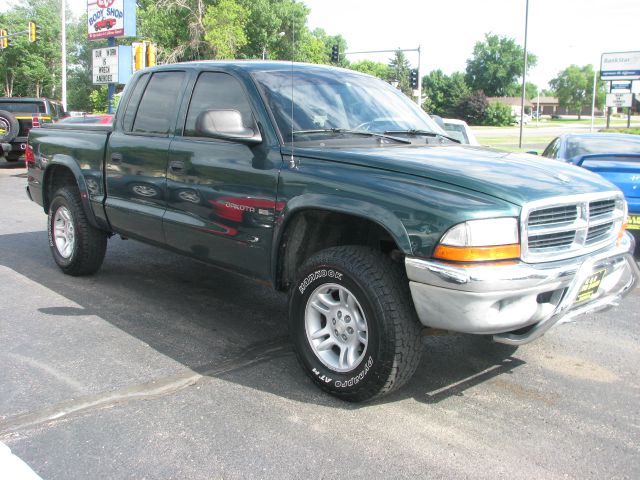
[605,93,633,108]
[601,51,640,81]
[611,81,632,92]
[87,0,136,41]
[92,46,132,84]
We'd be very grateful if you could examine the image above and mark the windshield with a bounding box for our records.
[0,101,46,114]
[566,136,640,158]
[253,68,443,144]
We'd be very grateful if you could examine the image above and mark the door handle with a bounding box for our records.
[169,160,185,174]
[110,153,123,165]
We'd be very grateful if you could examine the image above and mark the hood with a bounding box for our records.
[293,144,619,206]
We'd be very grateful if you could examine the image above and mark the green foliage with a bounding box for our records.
[0,0,63,98]
[456,91,489,125]
[388,50,412,97]
[549,64,605,119]
[465,33,537,97]
[203,0,248,59]
[422,70,470,117]
[348,60,391,80]
[483,101,514,126]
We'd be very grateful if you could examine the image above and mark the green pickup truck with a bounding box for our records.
[26,61,639,401]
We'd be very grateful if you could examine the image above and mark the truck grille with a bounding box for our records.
[521,193,625,262]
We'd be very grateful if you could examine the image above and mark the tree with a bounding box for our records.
[388,50,412,97]
[0,0,64,98]
[456,91,489,125]
[465,33,537,97]
[348,60,390,80]
[549,64,605,119]
[203,0,248,59]
[422,70,470,116]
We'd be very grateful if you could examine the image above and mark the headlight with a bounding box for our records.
[434,217,521,262]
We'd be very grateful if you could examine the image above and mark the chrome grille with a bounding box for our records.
[522,192,625,262]
[528,205,578,226]
[589,200,616,219]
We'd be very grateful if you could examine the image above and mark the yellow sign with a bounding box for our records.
[628,215,640,230]
[576,270,606,303]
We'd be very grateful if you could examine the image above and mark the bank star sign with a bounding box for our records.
[87,0,136,41]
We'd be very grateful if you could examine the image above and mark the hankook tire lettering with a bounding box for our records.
[334,356,373,388]
[298,269,343,294]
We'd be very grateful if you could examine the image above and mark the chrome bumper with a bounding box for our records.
[406,232,639,345]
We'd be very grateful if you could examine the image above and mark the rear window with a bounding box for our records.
[443,123,469,144]
[566,137,640,158]
[0,101,46,114]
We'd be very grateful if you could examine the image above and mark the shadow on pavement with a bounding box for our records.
[1,230,522,409]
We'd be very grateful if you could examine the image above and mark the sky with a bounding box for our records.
[2,0,639,89]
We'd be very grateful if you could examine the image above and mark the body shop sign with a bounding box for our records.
[87,0,136,40]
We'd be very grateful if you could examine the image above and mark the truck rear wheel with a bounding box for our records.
[0,110,20,143]
[48,186,107,276]
[289,246,423,402]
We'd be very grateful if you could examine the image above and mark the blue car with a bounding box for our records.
[542,133,640,245]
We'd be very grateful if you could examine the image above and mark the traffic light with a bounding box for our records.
[145,42,156,67]
[0,29,8,49]
[409,69,419,89]
[331,44,339,63]
[28,21,41,42]
[133,42,144,72]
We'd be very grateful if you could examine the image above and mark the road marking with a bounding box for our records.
[0,442,43,480]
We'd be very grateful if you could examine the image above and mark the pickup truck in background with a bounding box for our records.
[26,62,639,402]
[1,97,66,162]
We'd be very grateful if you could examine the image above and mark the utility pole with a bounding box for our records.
[61,0,67,111]
[518,0,529,149]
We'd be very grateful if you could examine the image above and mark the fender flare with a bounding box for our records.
[271,193,413,287]
[43,155,102,230]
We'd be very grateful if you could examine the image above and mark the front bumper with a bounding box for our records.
[406,232,639,345]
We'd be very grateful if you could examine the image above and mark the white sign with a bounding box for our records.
[93,47,119,84]
[601,51,640,81]
[605,93,633,108]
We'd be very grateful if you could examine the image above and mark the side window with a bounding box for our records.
[131,71,185,135]
[542,138,559,159]
[122,73,149,132]
[183,72,255,138]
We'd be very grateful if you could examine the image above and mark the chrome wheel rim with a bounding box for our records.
[53,206,75,259]
[304,283,368,372]
[0,118,9,136]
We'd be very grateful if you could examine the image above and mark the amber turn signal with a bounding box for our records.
[433,244,521,262]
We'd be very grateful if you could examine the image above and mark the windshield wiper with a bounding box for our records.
[384,129,461,144]
[292,128,411,144]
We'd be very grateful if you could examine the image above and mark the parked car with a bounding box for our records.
[441,118,479,145]
[514,113,531,125]
[58,114,113,125]
[26,62,639,402]
[0,97,66,161]
[541,133,640,248]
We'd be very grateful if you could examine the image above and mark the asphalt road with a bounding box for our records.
[1,161,639,479]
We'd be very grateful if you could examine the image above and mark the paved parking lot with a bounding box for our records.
[1,162,639,479]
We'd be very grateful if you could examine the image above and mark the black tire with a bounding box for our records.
[48,186,108,276]
[289,246,423,402]
[0,110,20,143]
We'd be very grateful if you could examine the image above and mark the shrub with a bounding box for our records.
[483,101,514,126]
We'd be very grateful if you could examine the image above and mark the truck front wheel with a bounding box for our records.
[289,246,423,402]
[48,186,107,276]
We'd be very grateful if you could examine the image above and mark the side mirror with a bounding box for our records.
[430,114,445,130]
[526,150,539,155]
[195,109,262,145]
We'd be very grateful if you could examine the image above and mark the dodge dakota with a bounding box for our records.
[26,61,639,401]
